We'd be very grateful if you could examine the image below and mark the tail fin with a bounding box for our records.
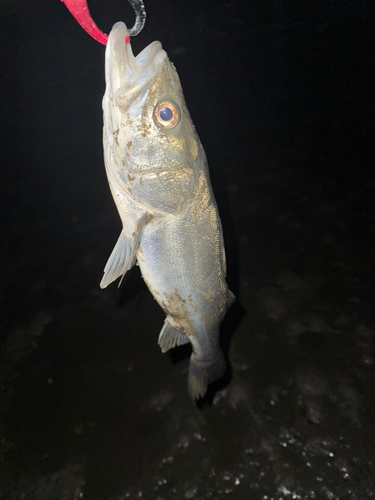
[187,351,226,400]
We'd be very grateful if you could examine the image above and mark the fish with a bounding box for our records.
[100,21,235,399]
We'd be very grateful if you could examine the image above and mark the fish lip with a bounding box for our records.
[106,22,166,110]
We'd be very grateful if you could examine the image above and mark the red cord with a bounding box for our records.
[61,0,108,45]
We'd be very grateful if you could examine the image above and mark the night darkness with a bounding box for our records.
[1,0,375,498]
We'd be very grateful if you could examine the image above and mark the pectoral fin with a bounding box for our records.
[158,319,190,353]
[100,214,151,289]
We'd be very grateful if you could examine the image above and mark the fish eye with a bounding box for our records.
[155,101,180,129]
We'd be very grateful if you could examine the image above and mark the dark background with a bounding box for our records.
[1,0,375,498]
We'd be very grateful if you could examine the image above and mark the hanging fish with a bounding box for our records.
[61,0,234,399]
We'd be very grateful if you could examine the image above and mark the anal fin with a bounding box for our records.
[158,320,190,353]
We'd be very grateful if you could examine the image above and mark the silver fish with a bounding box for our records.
[101,22,234,399]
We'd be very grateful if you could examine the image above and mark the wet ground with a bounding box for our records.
[1,0,375,498]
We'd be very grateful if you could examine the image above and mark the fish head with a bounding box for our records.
[103,22,203,215]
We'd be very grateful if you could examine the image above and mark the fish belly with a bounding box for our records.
[138,198,227,336]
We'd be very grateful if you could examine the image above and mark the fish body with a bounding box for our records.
[101,22,234,399]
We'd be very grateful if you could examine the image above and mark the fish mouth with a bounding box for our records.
[105,22,166,111]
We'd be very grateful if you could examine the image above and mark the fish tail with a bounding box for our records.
[187,349,226,400]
